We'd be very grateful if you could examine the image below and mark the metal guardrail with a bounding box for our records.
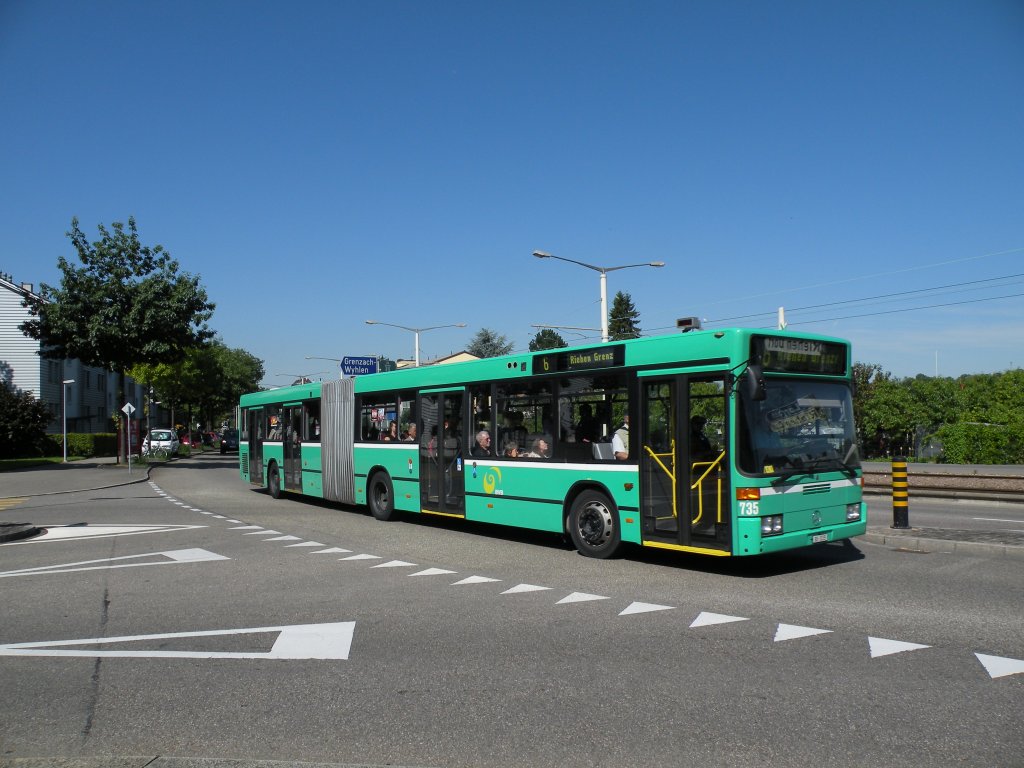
[862,464,1024,502]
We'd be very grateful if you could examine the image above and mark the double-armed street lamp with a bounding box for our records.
[275,372,328,385]
[62,378,75,463]
[532,251,665,343]
[365,320,467,367]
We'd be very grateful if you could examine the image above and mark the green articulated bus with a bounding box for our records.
[238,328,866,558]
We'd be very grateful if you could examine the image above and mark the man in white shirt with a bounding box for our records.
[612,414,629,460]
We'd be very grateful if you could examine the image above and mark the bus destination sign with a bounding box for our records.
[532,344,625,375]
[755,336,847,375]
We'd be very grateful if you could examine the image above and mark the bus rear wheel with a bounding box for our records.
[569,490,621,559]
[268,463,281,499]
[368,471,398,521]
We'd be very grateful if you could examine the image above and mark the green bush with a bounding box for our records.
[935,423,1018,464]
[51,433,118,458]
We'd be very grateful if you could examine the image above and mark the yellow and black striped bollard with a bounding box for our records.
[891,457,910,529]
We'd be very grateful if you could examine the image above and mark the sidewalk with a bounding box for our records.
[1,457,1022,558]
[0,455,152,499]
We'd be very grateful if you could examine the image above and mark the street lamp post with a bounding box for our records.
[365,320,467,367]
[305,356,343,379]
[275,372,328,385]
[62,379,75,463]
[532,251,665,343]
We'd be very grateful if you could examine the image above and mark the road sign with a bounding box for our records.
[122,402,136,416]
[342,356,378,375]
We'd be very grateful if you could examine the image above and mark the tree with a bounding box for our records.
[21,217,216,457]
[528,329,568,352]
[21,217,215,369]
[607,291,641,340]
[467,328,514,358]
[130,340,264,432]
[0,382,53,459]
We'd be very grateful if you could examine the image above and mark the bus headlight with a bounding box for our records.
[846,503,861,522]
[761,515,783,536]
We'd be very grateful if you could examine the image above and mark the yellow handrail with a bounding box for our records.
[642,446,727,527]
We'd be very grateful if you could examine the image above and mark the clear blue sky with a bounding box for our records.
[2,0,1021,386]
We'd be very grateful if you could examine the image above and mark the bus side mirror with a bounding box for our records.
[743,365,766,402]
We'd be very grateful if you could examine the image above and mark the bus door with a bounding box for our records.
[282,405,303,492]
[640,375,730,551]
[247,408,264,486]
[418,390,465,517]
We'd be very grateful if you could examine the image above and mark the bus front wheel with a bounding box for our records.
[368,471,398,521]
[268,463,281,499]
[569,490,622,559]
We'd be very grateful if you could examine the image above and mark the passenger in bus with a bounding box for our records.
[690,415,713,458]
[523,437,550,458]
[471,429,492,457]
[575,403,600,443]
[500,410,528,453]
[612,414,629,460]
[503,440,520,458]
[384,422,399,441]
[404,423,417,442]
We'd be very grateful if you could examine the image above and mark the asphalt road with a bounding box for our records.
[1,454,1021,768]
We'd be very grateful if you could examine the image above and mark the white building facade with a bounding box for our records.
[1,271,151,434]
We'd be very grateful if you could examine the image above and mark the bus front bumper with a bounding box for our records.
[739,517,869,556]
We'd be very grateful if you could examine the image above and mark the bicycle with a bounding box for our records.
[142,444,171,461]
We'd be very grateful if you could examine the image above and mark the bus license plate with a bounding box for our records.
[812,533,829,544]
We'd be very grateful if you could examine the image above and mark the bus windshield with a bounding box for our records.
[738,378,860,477]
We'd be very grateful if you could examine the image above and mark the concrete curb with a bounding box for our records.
[862,530,1024,559]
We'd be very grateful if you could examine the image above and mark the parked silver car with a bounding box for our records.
[144,428,179,457]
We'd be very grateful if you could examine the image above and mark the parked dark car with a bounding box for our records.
[220,428,239,454]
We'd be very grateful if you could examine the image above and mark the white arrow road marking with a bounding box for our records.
[244,530,282,536]
[285,541,326,548]
[557,592,610,604]
[409,568,458,577]
[868,637,931,658]
[975,653,1024,679]
[0,621,355,660]
[372,560,417,569]
[500,584,552,594]
[619,601,675,616]
[774,624,833,642]
[690,612,749,628]
[264,535,302,542]
[452,576,501,585]
[230,526,264,530]
[6,524,206,545]
[0,548,229,578]
[312,547,351,554]
[339,554,381,561]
